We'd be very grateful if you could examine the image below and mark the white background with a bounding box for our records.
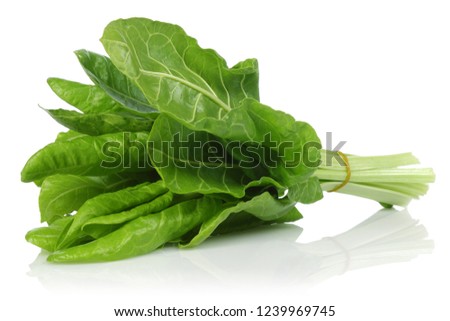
[1,0,449,320]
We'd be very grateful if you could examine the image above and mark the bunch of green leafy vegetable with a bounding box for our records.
[21,18,434,263]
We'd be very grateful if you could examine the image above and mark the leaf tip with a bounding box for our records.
[20,164,33,183]
[46,252,61,263]
[46,77,56,85]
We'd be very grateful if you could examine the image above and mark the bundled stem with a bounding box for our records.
[316,151,435,207]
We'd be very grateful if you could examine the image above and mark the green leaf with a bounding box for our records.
[148,108,319,197]
[75,49,157,115]
[55,130,87,142]
[217,99,321,187]
[57,181,169,249]
[48,197,221,263]
[102,18,320,188]
[39,173,152,223]
[101,18,259,120]
[82,191,174,239]
[212,206,302,235]
[44,108,153,135]
[181,192,297,248]
[149,114,284,197]
[47,78,124,114]
[288,176,323,204]
[25,217,92,252]
[26,217,74,252]
[21,131,150,182]
[272,206,303,223]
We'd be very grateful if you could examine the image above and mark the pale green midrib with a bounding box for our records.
[319,150,420,170]
[139,69,232,112]
[315,168,435,183]
[320,181,412,197]
[364,182,429,196]
[319,181,412,206]
[320,180,427,198]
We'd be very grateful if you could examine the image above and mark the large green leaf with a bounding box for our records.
[148,114,284,197]
[102,18,321,191]
[56,181,168,249]
[181,192,298,248]
[39,173,152,223]
[149,110,319,199]
[48,197,221,263]
[47,78,124,114]
[21,131,150,182]
[44,108,153,135]
[209,206,302,236]
[218,99,321,186]
[82,191,174,239]
[101,18,259,121]
[75,49,157,115]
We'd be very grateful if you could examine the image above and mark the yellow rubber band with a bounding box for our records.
[329,151,351,193]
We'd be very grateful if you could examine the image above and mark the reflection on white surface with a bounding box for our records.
[28,209,433,291]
